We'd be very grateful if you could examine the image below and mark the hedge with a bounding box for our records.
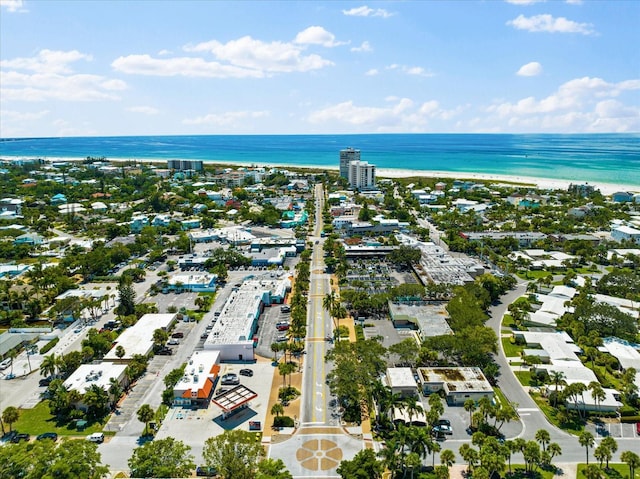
[40,337,59,354]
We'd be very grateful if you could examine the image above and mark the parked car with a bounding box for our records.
[157,347,173,356]
[196,465,218,476]
[39,377,53,387]
[280,305,290,313]
[432,424,453,435]
[171,332,184,338]
[86,432,104,443]
[0,358,12,370]
[239,368,253,377]
[436,419,451,427]
[36,432,58,441]
[276,334,289,342]
[201,332,210,339]
[637,422,640,435]
[220,373,239,386]
[11,433,30,443]
[276,321,290,331]
[167,338,180,346]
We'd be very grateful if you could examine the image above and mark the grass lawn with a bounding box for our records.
[577,463,640,479]
[505,465,557,479]
[516,270,553,280]
[493,387,510,408]
[12,401,109,437]
[502,337,524,358]
[529,392,584,435]
[502,314,516,330]
[514,370,533,386]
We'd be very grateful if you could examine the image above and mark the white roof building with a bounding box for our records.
[104,313,177,360]
[64,363,127,395]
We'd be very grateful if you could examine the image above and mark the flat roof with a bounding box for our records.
[387,367,418,389]
[174,350,221,399]
[212,385,258,412]
[418,367,493,393]
[64,363,127,394]
[389,302,453,337]
[104,313,176,360]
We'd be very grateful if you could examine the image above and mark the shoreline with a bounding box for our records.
[1,155,637,196]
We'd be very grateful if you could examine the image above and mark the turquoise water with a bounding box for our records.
[1,133,638,186]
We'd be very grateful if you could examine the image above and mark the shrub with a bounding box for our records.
[273,416,294,427]
[40,337,59,354]
[619,405,638,417]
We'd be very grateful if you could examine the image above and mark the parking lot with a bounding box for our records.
[588,420,640,439]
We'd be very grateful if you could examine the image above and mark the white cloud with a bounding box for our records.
[1,49,126,102]
[365,68,379,76]
[0,49,92,74]
[351,41,372,53]
[1,109,49,121]
[507,14,595,35]
[516,61,542,76]
[386,64,435,78]
[183,110,269,126]
[0,0,27,12]
[342,6,394,18]
[485,76,640,132]
[294,26,345,47]
[126,106,159,115]
[181,33,334,75]
[112,54,265,78]
[307,97,463,132]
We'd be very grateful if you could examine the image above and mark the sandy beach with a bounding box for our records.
[2,155,637,196]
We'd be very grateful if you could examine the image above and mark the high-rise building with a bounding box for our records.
[348,160,376,190]
[168,159,204,171]
[339,148,360,179]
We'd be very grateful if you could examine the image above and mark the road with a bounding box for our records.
[300,183,335,426]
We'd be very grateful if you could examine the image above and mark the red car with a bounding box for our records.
[636,422,640,435]
[276,321,290,331]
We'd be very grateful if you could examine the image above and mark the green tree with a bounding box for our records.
[203,430,264,479]
[440,449,456,467]
[620,451,640,479]
[535,428,550,452]
[152,328,169,348]
[579,431,595,465]
[0,438,109,479]
[83,384,110,419]
[137,404,155,436]
[128,437,195,478]
[116,276,136,316]
[582,463,604,479]
[270,403,284,419]
[600,436,617,469]
[2,406,19,432]
[256,458,293,479]
[388,338,419,368]
[115,345,126,359]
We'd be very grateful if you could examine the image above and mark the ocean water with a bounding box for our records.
[1,134,638,187]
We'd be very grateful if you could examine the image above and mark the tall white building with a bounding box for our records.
[339,148,360,179]
[348,160,376,190]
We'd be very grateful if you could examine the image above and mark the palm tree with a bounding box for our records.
[535,429,550,452]
[579,431,595,465]
[549,370,566,405]
[403,396,424,426]
[2,407,19,432]
[440,449,455,468]
[464,399,476,427]
[137,404,155,436]
[588,381,606,416]
[547,442,562,462]
[270,403,284,418]
[108,378,123,409]
[600,437,617,469]
[40,353,58,379]
[620,451,640,479]
[582,464,604,479]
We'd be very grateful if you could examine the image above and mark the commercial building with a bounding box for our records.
[63,363,128,411]
[388,301,453,338]
[386,367,419,398]
[104,313,177,361]
[172,350,221,408]
[202,277,290,361]
[611,224,640,244]
[348,160,376,190]
[339,147,360,179]
[167,272,217,292]
[417,367,494,405]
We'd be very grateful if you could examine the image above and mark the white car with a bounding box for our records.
[86,432,104,443]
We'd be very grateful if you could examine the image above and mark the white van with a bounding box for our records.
[86,432,104,443]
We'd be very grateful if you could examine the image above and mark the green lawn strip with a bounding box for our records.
[504,465,557,479]
[516,270,553,280]
[502,314,516,330]
[12,401,109,437]
[493,387,510,408]
[577,463,640,479]
[502,337,524,358]
[514,370,532,386]
[529,392,584,435]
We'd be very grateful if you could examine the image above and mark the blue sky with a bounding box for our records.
[1,0,638,137]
